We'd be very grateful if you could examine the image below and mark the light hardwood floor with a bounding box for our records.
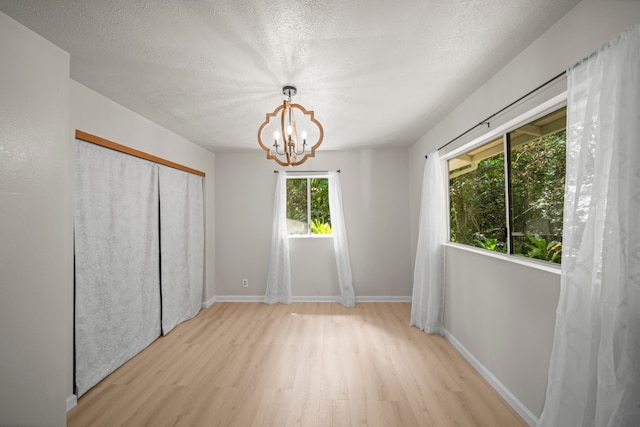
[68,302,527,426]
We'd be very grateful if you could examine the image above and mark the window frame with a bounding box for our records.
[443,94,567,268]
[285,174,333,238]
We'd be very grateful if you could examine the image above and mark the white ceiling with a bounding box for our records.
[0,0,580,153]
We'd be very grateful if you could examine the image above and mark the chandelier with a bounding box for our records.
[258,86,324,167]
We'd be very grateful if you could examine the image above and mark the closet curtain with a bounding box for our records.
[159,166,204,335]
[264,172,292,304]
[328,171,355,307]
[75,140,161,397]
[410,151,447,334]
[538,24,640,427]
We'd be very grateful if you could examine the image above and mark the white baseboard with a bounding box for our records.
[444,330,537,426]
[356,296,412,302]
[211,295,412,303]
[293,296,339,302]
[66,394,77,412]
[214,295,264,302]
[201,295,216,308]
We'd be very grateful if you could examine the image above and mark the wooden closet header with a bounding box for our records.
[76,130,206,177]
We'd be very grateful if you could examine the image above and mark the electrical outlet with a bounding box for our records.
[242,279,248,287]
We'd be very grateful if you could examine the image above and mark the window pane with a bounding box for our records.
[309,178,331,234]
[509,107,566,264]
[287,178,308,235]
[449,137,507,252]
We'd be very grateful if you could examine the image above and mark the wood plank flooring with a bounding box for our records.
[67,302,526,426]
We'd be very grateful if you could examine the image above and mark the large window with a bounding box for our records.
[448,107,566,263]
[286,177,332,235]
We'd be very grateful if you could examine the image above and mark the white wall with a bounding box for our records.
[215,149,412,299]
[69,80,216,396]
[408,0,640,421]
[0,11,71,426]
[445,246,560,417]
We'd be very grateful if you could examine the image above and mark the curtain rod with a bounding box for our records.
[425,70,567,158]
[274,170,340,173]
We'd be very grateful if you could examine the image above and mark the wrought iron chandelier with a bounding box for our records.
[258,86,324,167]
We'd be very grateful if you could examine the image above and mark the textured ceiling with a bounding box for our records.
[0,0,580,153]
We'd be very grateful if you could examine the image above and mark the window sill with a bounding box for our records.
[288,234,334,239]
[445,242,561,275]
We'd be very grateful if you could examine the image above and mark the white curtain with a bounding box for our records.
[264,172,292,304]
[158,166,204,335]
[410,151,447,334]
[328,171,356,307]
[74,140,161,397]
[538,24,640,427]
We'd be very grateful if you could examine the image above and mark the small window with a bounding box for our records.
[286,177,332,235]
[448,107,566,264]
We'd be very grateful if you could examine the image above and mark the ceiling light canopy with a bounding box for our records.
[258,86,324,167]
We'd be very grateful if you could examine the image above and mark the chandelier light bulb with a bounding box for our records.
[287,125,293,136]
[301,130,307,141]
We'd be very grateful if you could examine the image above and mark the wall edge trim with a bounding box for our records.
[202,296,216,308]
[66,394,77,412]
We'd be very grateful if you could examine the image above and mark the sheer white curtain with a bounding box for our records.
[538,24,640,427]
[410,151,447,334]
[265,172,292,304]
[75,140,161,396]
[328,171,356,307]
[159,166,204,335]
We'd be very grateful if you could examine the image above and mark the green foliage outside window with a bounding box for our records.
[286,177,331,235]
[287,178,308,225]
[310,219,332,234]
[510,130,565,262]
[450,153,507,251]
[309,178,330,226]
